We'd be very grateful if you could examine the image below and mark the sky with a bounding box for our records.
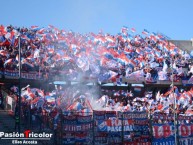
[0,0,193,40]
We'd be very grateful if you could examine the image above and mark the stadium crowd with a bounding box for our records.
[0,25,193,83]
[8,84,193,117]
[0,24,193,122]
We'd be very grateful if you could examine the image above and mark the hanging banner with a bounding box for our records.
[4,70,19,79]
[96,111,122,132]
[153,123,193,145]
[94,110,122,144]
[93,111,108,144]
[63,115,93,132]
[152,123,175,145]
[179,123,193,145]
[121,111,151,145]
[153,113,193,121]
[4,70,42,80]
[62,114,93,144]
[95,111,150,144]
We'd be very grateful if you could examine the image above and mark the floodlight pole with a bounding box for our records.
[18,36,21,133]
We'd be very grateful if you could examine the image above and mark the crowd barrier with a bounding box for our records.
[0,68,192,86]
[0,69,189,86]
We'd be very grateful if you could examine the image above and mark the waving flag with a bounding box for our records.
[162,105,169,113]
[4,58,12,67]
[158,71,168,80]
[67,102,82,111]
[156,91,161,101]
[45,96,55,104]
[126,70,144,81]
[131,28,136,33]
[20,34,30,42]
[121,26,128,36]
[108,49,119,58]
[76,57,89,72]
[145,72,157,83]
[11,86,18,93]
[142,29,149,35]
[106,36,115,42]
[37,28,45,34]
[150,34,157,42]
[34,49,40,58]
[31,26,39,30]
[0,39,11,46]
[174,87,180,99]
[0,50,7,56]
[136,48,142,54]
[70,44,78,55]
[98,70,117,83]
[162,61,168,72]
[111,75,122,85]
[0,25,6,36]
[37,98,45,108]
[128,59,137,67]
[48,25,55,29]
[47,47,55,54]
[117,52,129,64]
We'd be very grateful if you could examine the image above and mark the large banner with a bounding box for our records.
[93,111,108,144]
[152,123,175,145]
[94,111,121,144]
[94,111,151,145]
[153,123,193,145]
[121,111,151,145]
[60,111,193,145]
[179,123,193,145]
[62,114,93,145]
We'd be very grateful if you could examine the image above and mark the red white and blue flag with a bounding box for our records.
[131,28,136,33]
[142,29,149,35]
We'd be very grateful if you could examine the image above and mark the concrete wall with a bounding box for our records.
[169,40,193,53]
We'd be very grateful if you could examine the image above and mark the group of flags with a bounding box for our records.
[0,25,188,85]
[11,82,193,114]
[121,26,151,35]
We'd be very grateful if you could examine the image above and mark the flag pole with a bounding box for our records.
[18,36,21,133]
[169,42,178,145]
